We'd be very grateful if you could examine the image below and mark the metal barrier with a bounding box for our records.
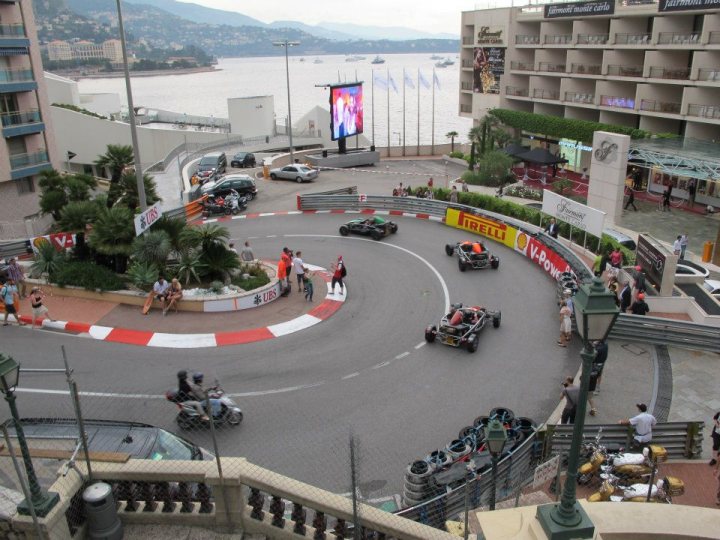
[0,239,31,259]
[611,314,720,353]
[542,422,705,460]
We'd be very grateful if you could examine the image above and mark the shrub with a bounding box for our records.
[209,281,224,294]
[504,185,542,200]
[30,242,68,281]
[232,262,271,291]
[126,261,159,291]
[54,261,126,291]
[449,151,464,159]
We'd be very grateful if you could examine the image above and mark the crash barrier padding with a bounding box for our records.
[183,195,208,222]
[543,422,705,460]
[0,239,32,259]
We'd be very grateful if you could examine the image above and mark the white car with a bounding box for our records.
[269,164,318,183]
[703,279,720,299]
[675,261,710,278]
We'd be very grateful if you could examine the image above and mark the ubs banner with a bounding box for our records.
[473,47,505,94]
[659,0,720,11]
[544,0,614,18]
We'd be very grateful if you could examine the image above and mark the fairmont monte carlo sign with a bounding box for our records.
[544,0,615,18]
[659,0,720,11]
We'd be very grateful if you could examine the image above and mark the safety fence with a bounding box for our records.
[609,314,720,353]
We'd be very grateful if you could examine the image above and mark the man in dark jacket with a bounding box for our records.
[619,281,632,313]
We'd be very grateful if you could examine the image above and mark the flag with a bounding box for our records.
[403,69,415,89]
[388,73,398,94]
[433,71,441,90]
[418,71,430,89]
[373,71,388,90]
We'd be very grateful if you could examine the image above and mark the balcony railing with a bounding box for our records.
[533,88,560,100]
[648,66,690,79]
[657,32,700,45]
[709,31,720,44]
[461,60,473,68]
[564,92,595,104]
[9,149,49,170]
[462,36,474,45]
[687,103,720,119]
[639,99,681,114]
[537,62,566,73]
[460,104,472,113]
[506,86,529,97]
[544,34,572,45]
[515,35,540,45]
[510,61,535,71]
[697,68,720,82]
[570,63,601,75]
[607,64,643,77]
[0,68,33,83]
[1,109,41,127]
[461,82,473,91]
[614,33,651,45]
[0,23,25,37]
[577,33,609,45]
[600,95,636,109]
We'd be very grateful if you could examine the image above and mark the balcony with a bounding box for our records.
[515,35,540,45]
[607,64,643,77]
[533,88,559,100]
[577,34,609,45]
[506,86,529,97]
[1,109,44,137]
[564,92,595,104]
[600,95,636,109]
[570,63,601,75]
[510,61,535,71]
[460,104,472,113]
[0,24,25,37]
[0,22,29,50]
[9,149,51,180]
[462,36,474,45]
[709,31,720,45]
[537,62,566,73]
[657,32,700,45]
[461,59,473,68]
[639,99,681,114]
[461,81,473,91]
[648,66,690,80]
[544,34,572,45]
[614,33,651,45]
[697,68,720,82]
[687,103,720,119]
[0,68,36,93]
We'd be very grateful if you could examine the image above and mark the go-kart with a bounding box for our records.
[425,304,501,353]
[339,215,398,241]
[445,241,499,272]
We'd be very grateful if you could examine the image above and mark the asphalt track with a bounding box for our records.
[0,211,580,499]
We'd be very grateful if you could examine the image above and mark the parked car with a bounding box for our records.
[230,152,256,168]
[269,164,318,183]
[201,174,257,201]
[702,279,720,299]
[675,261,710,278]
[196,151,227,182]
[602,228,636,251]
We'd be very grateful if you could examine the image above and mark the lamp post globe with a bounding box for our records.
[486,417,508,511]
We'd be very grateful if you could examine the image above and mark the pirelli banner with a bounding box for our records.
[446,209,572,280]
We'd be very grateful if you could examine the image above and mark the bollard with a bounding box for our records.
[262,165,269,179]
[702,241,713,263]
[83,482,123,540]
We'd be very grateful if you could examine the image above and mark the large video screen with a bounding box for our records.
[330,83,364,141]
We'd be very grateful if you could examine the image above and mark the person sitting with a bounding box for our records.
[449,309,464,326]
[164,278,183,315]
[471,242,484,260]
[460,241,473,253]
[177,370,208,421]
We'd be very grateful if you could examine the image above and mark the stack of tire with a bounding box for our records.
[402,408,537,508]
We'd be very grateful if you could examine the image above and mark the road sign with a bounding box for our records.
[67,151,77,160]
[134,202,162,236]
[533,455,560,489]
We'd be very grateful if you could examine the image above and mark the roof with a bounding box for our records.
[628,137,720,181]
[516,147,568,165]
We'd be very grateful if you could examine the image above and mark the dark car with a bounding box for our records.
[196,151,227,182]
[200,174,257,201]
[339,216,398,240]
[231,152,256,168]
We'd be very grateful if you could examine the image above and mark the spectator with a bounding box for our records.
[449,186,458,204]
[558,300,572,347]
[292,250,305,292]
[281,248,293,294]
[228,242,238,255]
[632,265,646,302]
[672,235,682,256]
[630,292,650,315]
[680,233,688,260]
[632,168,642,191]
[710,412,720,466]
[277,255,289,297]
[592,339,609,394]
[302,267,314,302]
[1,279,24,326]
[545,218,559,239]
[330,256,346,295]
[560,376,580,425]
[619,281,632,313]
[461,180,469,192]
[619,403,657,447]
[29,287,54,328]
[152,276,170,313]
[592,250,604,277]
[164,279,183,315]
[687,178,697,208]
[609,247,623,269]
[427,177,434,189]
[240,241,255,263]
[6,258,26,298]
[624,185,637,211]
[662,186,671,212]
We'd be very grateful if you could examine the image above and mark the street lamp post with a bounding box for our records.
[536,277,619,540]
[0,354,60,517]
[485,418,508,511]
[273,40,299,165]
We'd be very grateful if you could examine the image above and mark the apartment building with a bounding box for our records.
[0,0,59,238]
[460,0,720,143]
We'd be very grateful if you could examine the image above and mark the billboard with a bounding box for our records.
[330,83,364,141]
[545,0,614,17]
[541,190,606,237]
[473,47,505,94]
[659,0,720,11]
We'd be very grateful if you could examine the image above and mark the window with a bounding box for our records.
[83,164,93,175]
[15,177,34,195]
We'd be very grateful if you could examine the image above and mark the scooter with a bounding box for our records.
[200,195,231,217]
[588,474,684,504]
[223,190,246,215]
[166,384,243,430]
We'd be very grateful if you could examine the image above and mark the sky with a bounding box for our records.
[176,0,487,35]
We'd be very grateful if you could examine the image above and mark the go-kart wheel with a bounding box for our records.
[445,244,454,256]
[491,258,500,269]
[425,326,436,343]
[371,230,382,241]
[467,337,477,353]
[493,313,501,328]
[390,224,398,233]
[458,259,467,272]
[339,225,349,236]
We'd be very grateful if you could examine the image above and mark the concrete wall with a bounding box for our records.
[227,95,275,138]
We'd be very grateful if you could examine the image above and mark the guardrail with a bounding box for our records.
[0,239,30,259]
[610,314,720,353]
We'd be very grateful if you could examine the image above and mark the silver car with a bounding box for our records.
[269,164,318,183]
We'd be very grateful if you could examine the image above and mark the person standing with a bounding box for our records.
[330,256,346,295]
[687,178,697,208]
[1,279,24,326]
[609,247,623,269]
[619,281,632,313]
[240,241,255,263]
[630,293,650,315]
[545,217,559,239]
[672,235,682,256]
[461,180,469,192]
[281,247,293,294]
[277,255,289,297]
[449,185,458,204]
[592,339,609,394]
[632,168,642,191]
[619,403,657,447]
[709,412,720,467]
[560,376,580,425]
[557,300,572,347]
[29,287,54,328]
[228,242,238,255]
[624,185,637,211]
[427,177,434,189]
[7,258,26,298]
[662,186,671,212]
[632,265,646,303]
[292,250,305,292]
[679,233,689,260]
[303,267,314,302]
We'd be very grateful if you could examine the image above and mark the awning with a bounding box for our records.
[628,137,720,181]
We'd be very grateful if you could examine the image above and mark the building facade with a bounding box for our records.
[0,0,59,239]
[460,1,720,143]
[47,39,124,63]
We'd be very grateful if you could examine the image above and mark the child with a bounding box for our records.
[302,267,313,302]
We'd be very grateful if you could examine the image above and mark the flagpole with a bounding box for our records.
[371,69,375,147]
[387,68,390,154]
[431,68,436,154]
[402,69,406,157]
[417,68,420,156]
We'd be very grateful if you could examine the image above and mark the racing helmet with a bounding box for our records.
[192,372,204,383]
[177,370,187,380]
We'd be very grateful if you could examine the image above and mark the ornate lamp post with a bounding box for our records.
[485,417,508,511]
[536,277,619,539]
[273,40,300,165]
[0,354,59,517]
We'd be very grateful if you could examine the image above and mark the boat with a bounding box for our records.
[430,54,443,60]
[435,60,447,68]
[371,55,385,64]
[345,55,362,62]
[441,57,454,66]
[313,58,323,64]
[299,57,305,62]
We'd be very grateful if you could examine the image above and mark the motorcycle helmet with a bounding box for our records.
[177,370,187,380]
[192,372,204,384]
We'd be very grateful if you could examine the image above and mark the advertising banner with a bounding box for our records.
[445,209,517,248]
[514,231,572,280]
[544,0,614,18]
[29,232,77,254]
[134,202,162,236]
[476,26,505,45]
[473,47,505,94]
[541,190,605,237]
[659,0,720,12]
[636,235,666,291]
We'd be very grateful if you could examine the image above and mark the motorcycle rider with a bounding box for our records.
[187,372,210,421]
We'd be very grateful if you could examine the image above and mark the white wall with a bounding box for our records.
[227,96,275,138]
[78,93,122,118]
[45,72,80,107]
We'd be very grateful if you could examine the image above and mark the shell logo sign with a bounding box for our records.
[445,209,517,248]
[30,233,76,253]
[514,231,571,279]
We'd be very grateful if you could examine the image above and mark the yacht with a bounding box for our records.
[371,55,385,64]
[440,57,454,66]
[345,55,362,62]
[313,58,323,64]
[430,54,443,60]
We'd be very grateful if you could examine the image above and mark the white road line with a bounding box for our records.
[414,342,426,349]
[341,372,359,380]
[372,361,390,369]
[395,352,410,360]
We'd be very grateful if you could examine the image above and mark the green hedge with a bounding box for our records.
[54,261,126,291]
[490,109,649,142]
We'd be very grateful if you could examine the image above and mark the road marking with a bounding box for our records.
[414,342,425,349]
[395,352,410,360]
[341,372,359,380]
[372,361,390,369]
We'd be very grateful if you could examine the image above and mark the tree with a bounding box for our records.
[478,151,514,185]
[446,131,459,153]
[88,206,135,273]
[132,230,171,270]
[65,174,98,201]
[180,223,230,253]
[94,144,134,207]
[152,217,187,253]
[58,200,101,260]
[110,171,160,210]
[38,170,68,220]
[171,248,206,286]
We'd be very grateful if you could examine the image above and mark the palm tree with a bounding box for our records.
[132,230,171,270]
[30,242,67,283]
[476,114,500,155]
[38,169,68,220]
[65,174,98,202]
[153,216,187,254]
[88,206,135,273]
[446,131,459,153]
[58,200,101,260]
[201,242,240,282]
[94,144,134,208]
[109,171,160,210]
[171,248,206,286]
[180,223,230,253]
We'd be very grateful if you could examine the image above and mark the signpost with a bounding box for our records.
[133,202,162,236]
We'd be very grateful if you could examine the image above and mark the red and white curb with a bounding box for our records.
[201,209,445,225]
[22,265,345,349]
